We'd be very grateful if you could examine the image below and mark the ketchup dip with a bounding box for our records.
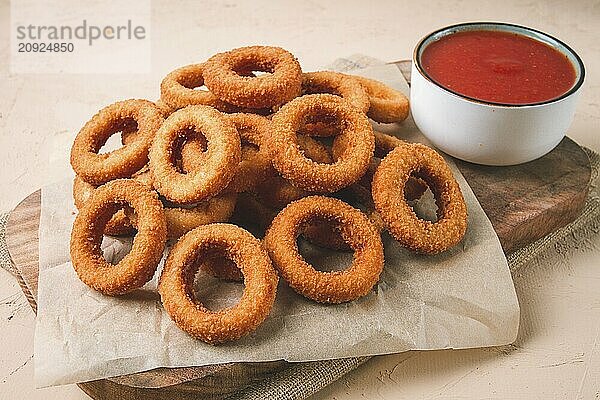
[419,28,578,105]
[411,22,585,165]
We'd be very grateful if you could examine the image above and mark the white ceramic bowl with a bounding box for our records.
[410,22,585,166]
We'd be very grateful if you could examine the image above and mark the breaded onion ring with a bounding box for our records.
[149,105,241,204]
[120,100,172,146]
[372,143,468,254]
[155,99,174,118]
[121,168,237,240]
[181,113,272,193]
[264,196,384,303]
[302,184,384,251]
[204,46,302,109]
[256,134,332,208]
[70,179,167,295]
[162,193,237,240]
[332,130,428,201]
[270,94,374,193]
[301,185,380,251]
[160,63,242,113]
[70,99,164,185]
[72,176,134,236]
[349,75,410,123]
[302,71,369,114]
[158,223,279,343]
[72,167,154,236]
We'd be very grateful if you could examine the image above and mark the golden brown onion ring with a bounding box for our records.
[70,179,167,295]
[160,63,243,113]
[149,105,241,204]
[181,113,273,193]
[158,223,278,343]
[72,176,134,236]
[119,167,238,240]
[256,134,332,209]
[302,71,369,114]
[70,99,164,185]
[372,143,468,254]
[162,193,237,240]
[332,130,428,201]
[204,46,302,109]
[264,196,384,303]
[270,94,374,193]
[349,75,410,123]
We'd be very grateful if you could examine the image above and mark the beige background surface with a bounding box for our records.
[1,0,599,399]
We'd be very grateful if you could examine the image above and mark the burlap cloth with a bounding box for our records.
[0,148,596,399]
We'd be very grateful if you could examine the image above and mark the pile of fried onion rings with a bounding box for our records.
[69,45,467,343]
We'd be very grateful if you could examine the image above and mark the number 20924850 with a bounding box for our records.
[17,42,74,53]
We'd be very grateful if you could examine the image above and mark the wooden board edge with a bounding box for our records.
[5,189,41,313]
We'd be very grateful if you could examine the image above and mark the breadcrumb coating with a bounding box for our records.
[72,175,134,236]
[162,193,238,240]
[333,130,428,201]
[256,134,332,209]
[348,75,410,123]
[181,113,273,193]
[302,71,370,113]
[160,63,242,113]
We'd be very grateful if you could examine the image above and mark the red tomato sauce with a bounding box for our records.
[420,30,577,105]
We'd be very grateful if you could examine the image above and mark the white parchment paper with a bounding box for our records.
[34,63,520,387]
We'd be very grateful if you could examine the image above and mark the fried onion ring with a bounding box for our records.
[72,167,154,236]
[160,63,244,113]
[332,130,428,201]
[372,143,468,254]
[181,113,272,193]
[302,71,370,113]
[270,94,374,193]
[256,134,332,208]
[162,193,237,240]
[73,176,134,236]
[149,105,241,204]
[70,179,167,295]
[204,46,302,109]
[264,196,384,303]
[121,170,238,240]
[158,223,278,343]
[349,75,410,123]
[301,185,381,251]
[70,99,164,185]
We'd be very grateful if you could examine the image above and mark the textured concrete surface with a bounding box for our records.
[1,0,599,399]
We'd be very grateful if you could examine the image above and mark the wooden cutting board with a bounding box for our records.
[3,61,593,400]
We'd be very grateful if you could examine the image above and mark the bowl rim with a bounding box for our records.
[413,21,586,108]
